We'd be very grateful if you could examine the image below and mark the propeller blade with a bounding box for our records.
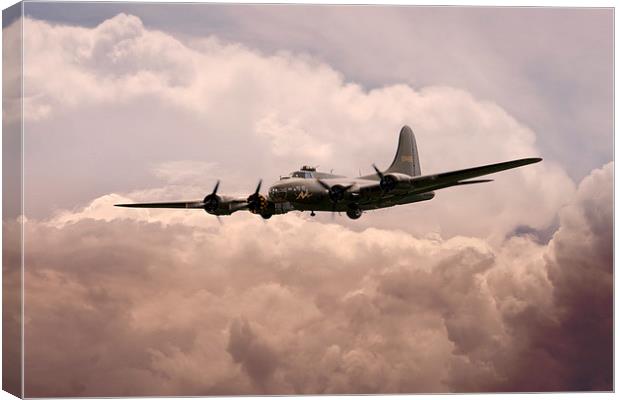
[372,164,384,179]
[316,179,331,191]
[317,179,354,204]
[212,180,220,195]
[246,180,265,214]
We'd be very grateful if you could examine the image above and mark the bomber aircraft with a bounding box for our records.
[116,126,542,220]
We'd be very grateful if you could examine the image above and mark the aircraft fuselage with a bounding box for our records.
[266,175,434,214]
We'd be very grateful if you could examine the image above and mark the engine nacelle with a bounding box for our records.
[203,195,243,216]
[380,172,411,192]
[203,193,220,214]
[247,194,275,217]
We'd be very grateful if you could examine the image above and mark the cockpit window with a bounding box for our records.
[290,171,313,179]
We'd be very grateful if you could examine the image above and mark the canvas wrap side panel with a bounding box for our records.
[3,2,24,398]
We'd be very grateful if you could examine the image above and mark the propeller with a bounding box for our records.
[372,164,397,192]
[316,179,355,217]
[316,179,354,203]
[203,180,221,213]
[246,179,264,213]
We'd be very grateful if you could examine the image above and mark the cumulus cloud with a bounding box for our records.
[2,220,22,396]
[19,14,574,240]
[18,162,612,396]
[151,160,218,185]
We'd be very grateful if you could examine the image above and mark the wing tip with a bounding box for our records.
[115,203,148,208]
[518,157,543,165]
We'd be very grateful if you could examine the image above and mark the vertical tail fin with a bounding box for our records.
[386,125,421,177]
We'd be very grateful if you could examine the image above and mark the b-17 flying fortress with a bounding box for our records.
[116,126,542,220]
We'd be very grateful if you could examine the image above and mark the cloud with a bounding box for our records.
[21,14,574,241]
[17,162,612,396]
[151,160,218,185]
[227,319,280,389]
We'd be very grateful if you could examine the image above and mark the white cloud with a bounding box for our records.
[151,160,217,185]
[255,113,332,159]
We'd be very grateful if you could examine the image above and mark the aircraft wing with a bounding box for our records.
[115,181,254,214]
[115,201,205,209]
[408,157,542,194]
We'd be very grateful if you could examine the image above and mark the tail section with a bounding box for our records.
[386,125,421,177]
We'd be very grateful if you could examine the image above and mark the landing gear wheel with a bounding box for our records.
[346,206,362,220]
[260,212,272,220]
[310,211,316,217]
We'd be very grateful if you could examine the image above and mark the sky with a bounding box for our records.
[1,3,613,396]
